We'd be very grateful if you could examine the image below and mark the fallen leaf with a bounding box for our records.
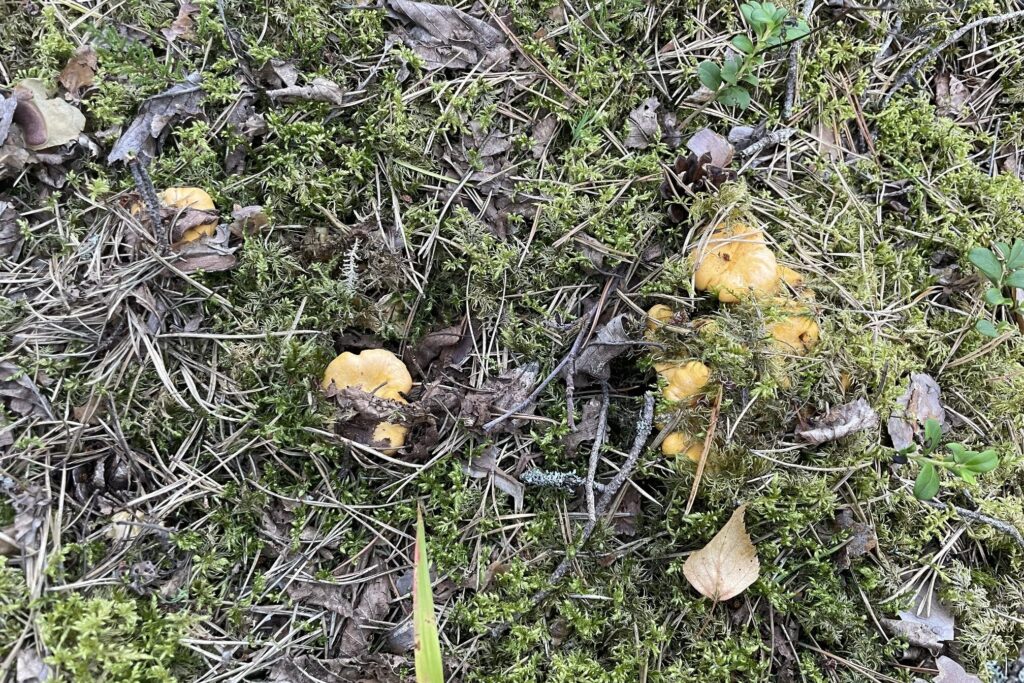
[935,72,969,118]
[624,97,660,149]
[1,487,49,557]
[228,204,268,237]
[385,0,511,71]
[223,95,262,175]
[465,448,524,512]
[833,509,876,569]
[612,486,642,536]
[564,397,603,453]
[172,223,238,273]
[797,397,879,444]
[686,127,734,167]
[161,2,199,42]
[659,109,682,148]
[107,510,145,542]
[570,314,635,386]
[258,60,301,89]
[58,45,98,100]
[108,73,204,165]
[887,373,946,450]
[269,654,405,683]
[683,504,760,601]
[883,587,954,656]
[1,199,22,259]
[409,324,468,374]
[0,93,17,145]
[531,114,558,159]
[934,656,983,683]
[0,362,55,419]
[267,78,347,106]
[727,121,767,152]
[461,362,540,428]
[16,649,49,683]
[340,576,391,658]
[14,79,86,149]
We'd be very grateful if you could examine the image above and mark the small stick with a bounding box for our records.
[490,394,655,638]
[585,384,611,522]
[684,385,724,515]
[782,0,816,120]
[881,8,1024,106]
[482,307,598,433]
[128,159,164,247]
[921,499,1024,549]
[738,127,797,159]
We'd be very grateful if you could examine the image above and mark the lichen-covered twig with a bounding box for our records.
[782,0,816,120]
[585,384,611,521]
[128,159,164,247]
[922,499,1024,549]
[882,9,1024,106]
[491,394,654,638]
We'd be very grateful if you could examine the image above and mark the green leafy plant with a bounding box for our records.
[969,240,1024,337]
[903,419,999,500]
[697,1,810,109]
[414,506,445,683]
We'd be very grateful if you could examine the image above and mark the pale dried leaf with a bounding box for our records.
[340,576,391,658]
[531,114,558,159]
[887,373,945,450]
[683,504,760,601]
[16,649,49,683]
[686,127,734,167]
[934,656,983,683]
[834,509,876,569]
[881,617,943,655]
[624,97,660,149]
[1,200,22,259]
[797,398,879,444]
[108,74,204,164]
[461,362,540,427]
[267,78,346,106]
[571,314,635,386]
[172,223,238,273]
[0,362,54,419]
[15,80,86,150]
[161,2,199,42]
[0,93,17,145]
[385,0,511,71]
[565,397,602,453]
[287,581,353,616]
[935,72,969,118]
[258,60,301,88]
[897,589,954,643]
[465,449,524,512]
[58,45,98,100]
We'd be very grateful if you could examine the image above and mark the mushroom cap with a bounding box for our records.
[694,224,779,303]
[778,265,803,288]
[769,304,820,355]
[646,304,675,333]
[160,187,218,242]
[322,348,413,402]
[662,432,705,461]
[654,360,710,403]
[372,422,409,455]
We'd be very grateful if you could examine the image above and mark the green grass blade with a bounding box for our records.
[414,507,445,683]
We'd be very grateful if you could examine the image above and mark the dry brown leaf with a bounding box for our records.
[935,72,969,118]
[683,504,760,601]
[887,373,946,450]
[267,78,347,106]
[797,397,879,445]
[464,448,524,511]
[0,199,21,259]
[108,74,204,165]
[385,0,511,71]
[624,97,660,149]
[570,314,635,386]
[14,79,86,150]
[58,45,98,100]
[686,127,734,167]
[162,2,199,42]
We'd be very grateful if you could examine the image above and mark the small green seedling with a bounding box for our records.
[902,418,999,500]
[697,1,810,109]
[969,239,1024,337]
[414,506,445,683]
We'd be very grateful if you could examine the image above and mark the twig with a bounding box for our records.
[738,127,797,158]
[921,499,1024,549]
[782,0,816,120]
[482,307,598,433]
[684,385,724,515]
[881,8,1024,106]
[491,394,655,638]
[585,384,611,522]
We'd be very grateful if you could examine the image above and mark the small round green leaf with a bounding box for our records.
[731,35,755,54]
[984,287,1007,306]
[969,247,1003,283]
[1005,269,1024,288]
[975,319,999,337]
[698,61,722,90]
[721,56,741,85]
[717,86,751,109]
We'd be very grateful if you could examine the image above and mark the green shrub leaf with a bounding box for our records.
[697,61,722,90]
[914,461,940,500]
[969,247,1003,283]
[975,319,999,337]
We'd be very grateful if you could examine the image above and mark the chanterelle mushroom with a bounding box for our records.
[322,349,413,453]
[662,432,706,461]
[160,187,218,242]
[768,301,820,355]
[654,360,710,403]
[694,223,779,303]
[645,304,675,334]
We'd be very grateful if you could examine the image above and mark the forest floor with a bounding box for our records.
[2,0,1024,680]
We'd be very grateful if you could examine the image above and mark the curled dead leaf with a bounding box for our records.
[797,397,879,445]
[13,79,86,149]
[58,45,98,100]
[887,373,945,450]
[683,504,760,601]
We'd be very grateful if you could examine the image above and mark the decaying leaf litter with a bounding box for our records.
[1,0,1024,681]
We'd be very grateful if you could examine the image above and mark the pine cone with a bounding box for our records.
[660,152,737,223]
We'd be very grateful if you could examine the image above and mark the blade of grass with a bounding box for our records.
[414,506,444,683]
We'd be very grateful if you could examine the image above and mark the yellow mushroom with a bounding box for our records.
[693,223,779,303]
[654,360,710,403]
[661,432,706,462]
[645,304,675,334]
[322,349,414,453]
[778,265,803,288]
[768,302,820,355]
[160,187,218,242]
